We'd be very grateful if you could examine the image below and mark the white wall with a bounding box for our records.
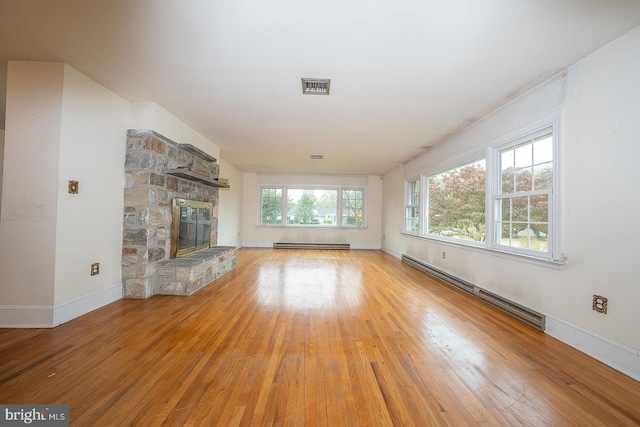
[54,65,129,311]
[0,129,4,217]
[217,158,243,247]
[0,62,65,326]
[382,26,640,380]
[242,173,383,249]
[129,102,220,160]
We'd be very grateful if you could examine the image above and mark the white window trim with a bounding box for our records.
[404,176,422,235]
[258,185,367,229]
[402,114,566,267]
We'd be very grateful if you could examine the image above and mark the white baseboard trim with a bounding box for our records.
[544,315,640,382]
[242,241,272,248]
[0,305,54,328]
[0,284,123,328]
[350,243,381,250]
[52,283,123,326]
[382,246,403,259]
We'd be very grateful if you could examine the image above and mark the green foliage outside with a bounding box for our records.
[428,163,486,242]
[261,188,282,224]
[294,191,317,224]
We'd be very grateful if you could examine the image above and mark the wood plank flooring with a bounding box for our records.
[1,248,639,426]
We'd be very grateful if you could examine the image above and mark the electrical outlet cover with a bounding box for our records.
[592,295,608,314]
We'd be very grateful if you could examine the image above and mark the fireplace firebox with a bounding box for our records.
[171,198,212,258]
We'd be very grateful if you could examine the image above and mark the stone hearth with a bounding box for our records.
[122,129,235,298]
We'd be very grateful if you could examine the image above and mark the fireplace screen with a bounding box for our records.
[171,198,212,258]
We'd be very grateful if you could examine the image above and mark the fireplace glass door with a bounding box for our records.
[172,199,213,258]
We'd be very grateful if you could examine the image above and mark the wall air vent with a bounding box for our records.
[302,78,330,95]
[310,154,324,160]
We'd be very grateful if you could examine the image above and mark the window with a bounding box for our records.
[405,179,420,234]
[260,186,365,228]
[493,128,553,256]
[404,121,560,262]
[427,159,486,243]
[287,188,337,226]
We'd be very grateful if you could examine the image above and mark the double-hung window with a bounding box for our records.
[405,178,421,234]
[491,127,554,257]
[404,120,561,263]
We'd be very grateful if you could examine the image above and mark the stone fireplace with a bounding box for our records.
[122,130,236,298]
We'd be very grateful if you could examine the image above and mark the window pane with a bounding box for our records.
[343,189,363,227]
[406,207,419,233]
[500,198,510,221]
[288,189,337,226]
[512,196,529,222]
[261,188,283,225]
[512,225,529,248]
[533,134,553,164]
[531,224,549,252]
[499,223,511,246]
[501,148,514,171]
[530,195,548,223]
[501,170,514,194]
[405,179,420,233]
[428,159,485,242]
[408,180,420,205]
[515,167,533,192]
[515,142,532,168]
[533,163,553,190]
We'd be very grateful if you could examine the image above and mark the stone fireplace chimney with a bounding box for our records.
[122,130,235,298]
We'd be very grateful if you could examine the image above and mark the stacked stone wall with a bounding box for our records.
[122,130,225,298]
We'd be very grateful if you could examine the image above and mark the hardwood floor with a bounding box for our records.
[1,248,639,426]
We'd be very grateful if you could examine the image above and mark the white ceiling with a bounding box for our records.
[1,0,640,175]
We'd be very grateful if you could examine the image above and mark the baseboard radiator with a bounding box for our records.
[273,242,350,250]
[401,254,545,331]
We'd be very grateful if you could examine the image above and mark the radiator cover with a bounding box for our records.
[273,242,350,250]
[401,254,545,331]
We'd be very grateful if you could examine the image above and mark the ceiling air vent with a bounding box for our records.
[302,78,330,95]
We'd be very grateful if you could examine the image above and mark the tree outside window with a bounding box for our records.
[428,160,486,242]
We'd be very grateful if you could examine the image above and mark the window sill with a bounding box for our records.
[401,232,567,270]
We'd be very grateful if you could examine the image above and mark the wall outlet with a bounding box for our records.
[68,180,79,194]
[592,295,607,314]
[91,263,100,276]
[442,251,446,259]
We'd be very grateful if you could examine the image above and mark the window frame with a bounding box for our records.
[403,116,564,265]
[341,188,365,228]
[404,177,422,235]
[487,125,557,259]
[258,185,367,228]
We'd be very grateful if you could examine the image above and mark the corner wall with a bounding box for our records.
[218,158,243,248]
[0,62,64,326]
[0,129,4,217]
[54,64,129,320]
